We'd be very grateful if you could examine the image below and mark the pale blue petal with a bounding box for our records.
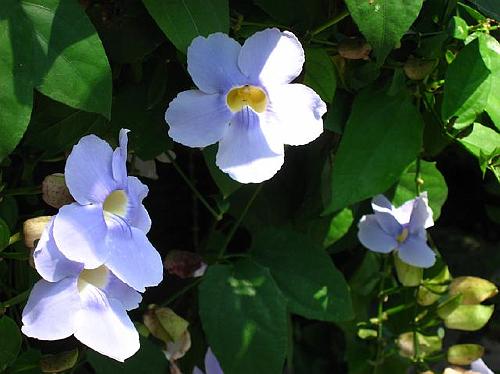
[470,359,494,374]
[371,195,394,214]
[371,195,401,237]
[53,203,109,268]
[33,218,83,282]
[166,90,232,148]
[205,348,224,374]
[216,108,284,183]
[103,272,142,311]
[105,222,163,292]
[112,129,130,186]
[22,278,80,340]
[75,285,139,362]
[409,192,434,231]
[266,84,326,146]
[357,215,397,253]
[392,199,414,225]
[238,28,304,86]
[126,176,151,233]
[397,234,436,268]
[193,367,204,374]
[187,33,245,94]
[65,134,117,205]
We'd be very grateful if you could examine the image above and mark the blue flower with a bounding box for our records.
[51,129,163,292]
[357,193,436,268]
[165,28,327,183]
[470,358,494,374]
[193,348,223,374]
[22,218,142,362]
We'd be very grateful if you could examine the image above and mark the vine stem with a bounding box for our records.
[165,152,222,221]
[373,255,390,374]
[161,278,202,307]
[2,186,42,197]
[217,184,262,258]
[310,9,350,36]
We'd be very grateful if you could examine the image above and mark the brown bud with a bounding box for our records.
[449,276,498,305]
[42,174,73,209]
[338,37,372,60]
[164,250,206,279]
[403,57,437,80]
[23,216,52,249]
[143,306,189,345]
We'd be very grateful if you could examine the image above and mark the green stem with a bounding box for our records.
[311,9,349,36]
[415,156,422,195]
[412,289,421,363]
[2,186,42,197]
[166,152,222,221]
[372,256,391,374]
[217,184,262,258]
[161,278,202,307]
[0,289,30,308]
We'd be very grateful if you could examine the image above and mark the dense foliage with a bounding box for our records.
[0,0,499,373]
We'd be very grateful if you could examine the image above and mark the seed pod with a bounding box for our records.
[42,174,73,209]
[23,216,52,249]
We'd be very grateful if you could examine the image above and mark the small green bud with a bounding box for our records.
[447,344,484,365]
[394,253,423,287]
[396,332,442,358]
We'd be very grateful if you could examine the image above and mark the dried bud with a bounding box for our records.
[165,330,191,361]
[23,216,52,249]
[449,276,498,305]
[403,57,437,80]
[42,174,73,209]
[143,306,189,345]
[397,332,442,358]
[447,344,484,366]
[338,37,372,60]
[164,250,207,279]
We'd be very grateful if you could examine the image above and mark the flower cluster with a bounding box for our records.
[165,28,326,184]
[22,129,163,361]
[357,193,436,268]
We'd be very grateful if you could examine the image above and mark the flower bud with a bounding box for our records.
[394,253,422,287]
[447,344,484,366]
[338,37,372,60]
[165,330,191,362]
[164,250,207,279]
[449,276,498,305]
[40,348,78,373]
[42,174,73,209]
[444,304,494,331]
[23,216,52,249]
[403,57,437,80]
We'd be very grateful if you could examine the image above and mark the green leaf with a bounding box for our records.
[0,218,10,252]
[391,160,448,220]
[88,336,168,374]
[325,88,423,213]
[451,16,468,40]
[459,123,500,157]
[304,48,336,103]
[251,229,353,322]
[21,0,112,118]
[143,0,229,53]
[442,35,499,127]
[344,0,423,64]
[324,208,354,247]
[203,145,241,199]
[0,2,34,161]
[0,316,22,371]
[472,0,500,20]
[199,260,287,374]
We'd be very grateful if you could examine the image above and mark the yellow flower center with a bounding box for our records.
[226,85,267,113]
[103,189,128,218]
[397,228,409,243]
[77,265,109,293]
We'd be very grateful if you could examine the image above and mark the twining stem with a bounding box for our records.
[165,152,222,221]
[2,186,42,197]
[412,291,421,363]
[161,278,202,307]
[373,255,391,374]
[0,289,30,308]
[217,184,262,258]
[415,156,422,196]
[310,9,350,36]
